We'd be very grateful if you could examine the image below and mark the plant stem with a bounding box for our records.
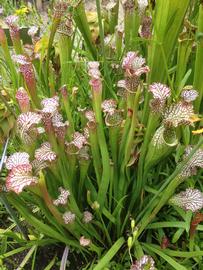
[194,3,203,112]
[124,88,140,165]
[175,37,193,93]
[38,172,64,225]
[93,237,125,270]
[73,1,97,59]
[135,114,159,201]
[89,126,101,184]
[124,5,135,51]
[0,29,18,88]
[92,89,110,208]
[109,0,119,34]
[46,18,61,91]
[58,35,72,86]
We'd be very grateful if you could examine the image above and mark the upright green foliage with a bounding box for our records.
[149,0,190,83]
[0,1,203,269]
[73,1,97,59]
[194,3,203,112]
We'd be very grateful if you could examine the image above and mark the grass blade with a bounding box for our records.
[142,243,187,270]
[93,237,125,270]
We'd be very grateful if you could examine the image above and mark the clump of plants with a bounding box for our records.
[0,0,42,27]
[0,0,203,269]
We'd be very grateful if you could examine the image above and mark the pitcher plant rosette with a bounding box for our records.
[0,0,203,269]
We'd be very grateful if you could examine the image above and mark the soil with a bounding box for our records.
[3,243,86,269]
[0,209,85,269]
